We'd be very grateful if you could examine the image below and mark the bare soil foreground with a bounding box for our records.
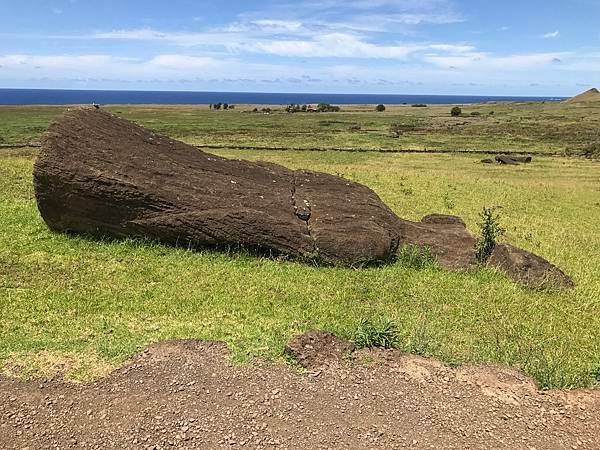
[1,340,599,450]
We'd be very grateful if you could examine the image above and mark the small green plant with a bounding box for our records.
[451,106,462,117]
[475,206,505,263]
[396,244,436,269]
[353,317,399,349]
[375,104,386,112]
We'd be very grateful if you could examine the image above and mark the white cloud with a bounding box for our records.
[251,20,304,33]
[543,31,559,39]
[0,54,126,70]
[147,55,220,70]
[244,33,422,59]
[0,53,223,78]
[424,51,568,70]
[86,28,480,61]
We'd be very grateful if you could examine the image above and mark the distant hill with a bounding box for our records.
[566,88,600,103]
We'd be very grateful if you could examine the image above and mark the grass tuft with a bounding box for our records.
[352,318,400,349]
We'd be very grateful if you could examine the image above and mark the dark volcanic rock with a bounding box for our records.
[488,244,574,289]
[285,330,354,368]
[512,155,533,163]
[496,155,520,165]
[33,107,573,288]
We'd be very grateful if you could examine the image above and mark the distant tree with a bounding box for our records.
[375,104,386,112]
[451,106,462,117]
[223,103,229,110]
[213,102,222,110]
[209,104,213,110]
[252,107,259,112]
[288,104,306,113]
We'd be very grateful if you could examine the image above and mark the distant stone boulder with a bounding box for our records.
[488,155,533,165]
[495,155,520,165]
[33,108,572,288]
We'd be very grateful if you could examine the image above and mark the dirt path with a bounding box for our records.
[1,340,599,449]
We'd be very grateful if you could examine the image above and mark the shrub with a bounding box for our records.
[411,104,427,107]
[375,104,386,112]
[286,104,306,113]
[317,103,341,112]
[470,112,481,116]
[353,318,399,349]
[475,206,505,263]
[451,106,462,117]
[489,111,495,115]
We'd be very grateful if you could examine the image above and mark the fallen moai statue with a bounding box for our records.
[33,108,573,289]
[481,155,533,165]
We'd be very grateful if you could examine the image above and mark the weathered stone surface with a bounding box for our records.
[488,243,574,289]
[483,155,531,165]
[512,155,532,163]
[496,155,520,165]
[33,107,573,288]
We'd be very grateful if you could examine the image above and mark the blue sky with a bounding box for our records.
[1,0,599,95]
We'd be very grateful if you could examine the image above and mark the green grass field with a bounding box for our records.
[1,101,599,153]
[1,104,599,389]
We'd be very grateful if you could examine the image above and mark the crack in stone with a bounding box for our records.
[291,173,317,256]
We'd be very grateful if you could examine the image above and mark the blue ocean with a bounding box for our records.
[0,88,563,105]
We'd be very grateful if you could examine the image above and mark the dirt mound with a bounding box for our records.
[1,339,599,449]
[284,330,354,369]
[566,88,600,103]
[33,107,572,288]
